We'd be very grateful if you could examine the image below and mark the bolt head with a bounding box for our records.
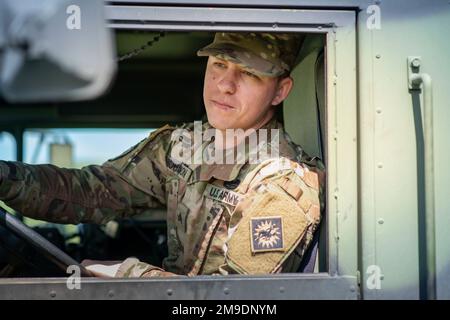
[411,58,421,68]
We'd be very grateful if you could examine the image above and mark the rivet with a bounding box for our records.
[377,163,383,168]
[411,58,421,68]
[49,290,56,298]
[376,108,382,114]
[350,286,356,292]
[279,287,285,293]
[108,290,114,298]
[223,287,230,295]
[167,289,173,296]
[376,54,381,59]
[378,218,384,225]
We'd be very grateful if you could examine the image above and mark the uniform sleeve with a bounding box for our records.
[0,126,174,225]
[220,156,325,275]
[114,257,183,278]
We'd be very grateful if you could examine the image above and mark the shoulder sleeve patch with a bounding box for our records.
[226,183,310,274]
[250,216,284,253]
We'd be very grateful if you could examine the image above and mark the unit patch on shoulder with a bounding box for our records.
[250,216,284,253]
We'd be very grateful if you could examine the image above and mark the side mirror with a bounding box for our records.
[0,0,116,103]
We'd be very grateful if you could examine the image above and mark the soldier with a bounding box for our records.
[0,32,325,277]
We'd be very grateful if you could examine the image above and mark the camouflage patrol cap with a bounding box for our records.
[197,32,303,77]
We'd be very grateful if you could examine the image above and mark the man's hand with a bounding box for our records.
[81,258,183,278]
[141,269,181,277]
[81,259,122,278]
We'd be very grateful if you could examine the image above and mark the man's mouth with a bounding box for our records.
[211,100,235,111]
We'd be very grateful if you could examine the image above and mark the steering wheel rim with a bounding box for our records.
[0,207,93,277]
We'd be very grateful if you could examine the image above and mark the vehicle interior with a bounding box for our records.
[0,30,327,278]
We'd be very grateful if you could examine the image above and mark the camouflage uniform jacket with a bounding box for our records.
[0,117,324,277]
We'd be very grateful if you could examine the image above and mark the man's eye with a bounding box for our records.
[242,70,258,79]
[214,62,226,69]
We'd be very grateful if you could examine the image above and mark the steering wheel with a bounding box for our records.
[0,207,93,277]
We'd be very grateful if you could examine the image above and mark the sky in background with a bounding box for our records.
[1,128,154,167]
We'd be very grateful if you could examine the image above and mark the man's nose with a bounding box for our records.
[217,69,238,94]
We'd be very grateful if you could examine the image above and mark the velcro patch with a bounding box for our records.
[258,158,292,177]
[226,184,309,274]
[250,216,284,253]
[204,184,242,206]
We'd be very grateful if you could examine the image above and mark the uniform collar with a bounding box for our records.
[194,117,283,182]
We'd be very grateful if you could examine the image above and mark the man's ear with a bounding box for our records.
[271,76,293,106]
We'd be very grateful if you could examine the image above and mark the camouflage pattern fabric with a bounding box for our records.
[197,32,304,77]
[0,117,324,277]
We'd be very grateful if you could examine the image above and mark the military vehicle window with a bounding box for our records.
[1,30,330,279]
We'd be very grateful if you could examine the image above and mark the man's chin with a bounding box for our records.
[207,117,235,130]
[210,123,232,130]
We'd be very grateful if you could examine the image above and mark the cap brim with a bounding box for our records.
[197,42,284,77]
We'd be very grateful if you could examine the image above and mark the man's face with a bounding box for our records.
[203,56,293,131]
